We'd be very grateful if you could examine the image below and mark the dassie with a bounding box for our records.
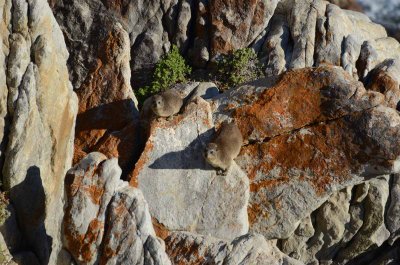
[151,89,183,119]
[204,121,243,175]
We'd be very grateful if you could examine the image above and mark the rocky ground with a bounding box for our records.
[0,0,400,264]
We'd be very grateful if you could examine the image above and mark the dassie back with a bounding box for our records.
[214,121,243,160]
[162,90,183,116]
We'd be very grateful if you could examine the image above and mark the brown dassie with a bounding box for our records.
[151,89,183,119]
[204,121,243,175]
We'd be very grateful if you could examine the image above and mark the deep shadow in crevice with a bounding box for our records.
[10,166,52,265]
[75,99,138,132]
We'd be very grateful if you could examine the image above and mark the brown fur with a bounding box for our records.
[205,121,243,175]
[151,89,183,118]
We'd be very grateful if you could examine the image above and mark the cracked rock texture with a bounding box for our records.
[131,98,250,241]
[0,0,78,264]
[63,153,171,265]
[0,0,400,264]
[165,232,302,265]
[211,66,400,241]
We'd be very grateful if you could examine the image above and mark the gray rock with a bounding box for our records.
[193,82,219,100]
[288,0,327,69]
[209,0,278,57]
[0,203,22,254]
[260,14,292,76]
[134,98,249,240]
[165,232,304,265]
[0,0,78,263]
[280,216,315,261]
[100,186,171,265]
[0,233,16,265]
[63,153,171,265]
[387,174,400,244]
[338,177,391,263]
[342,35,362,78]
[280,188,354,264]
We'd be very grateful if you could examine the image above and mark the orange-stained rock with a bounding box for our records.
[210,0,278,57]
[63,153,120,264]
[212,66,400,239]
[214,66,383,142]
[63,153,171,265]
[73,22,139,176]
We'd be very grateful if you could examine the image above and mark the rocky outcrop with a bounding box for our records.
[211,66,400,240]
[1,0,399,264]
[279,176,400,265]
[209,0,279,57]
[165,232,302,265]
[50,0,400,179]
[0,0,78,264]
[124,65,400,264]
[50,0,399,84]
[63,153,171,265]
[50,1,141,180]
[132,98,249,240]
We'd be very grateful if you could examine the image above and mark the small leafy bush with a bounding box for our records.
[137,45,191,103]
[0,193,10,226]
[217,48,264,90]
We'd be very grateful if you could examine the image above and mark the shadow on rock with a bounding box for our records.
[76,99,138,131]
[10,166,52,264]
[149,129,215,170]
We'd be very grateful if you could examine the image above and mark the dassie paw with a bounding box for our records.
[166,116,173,121]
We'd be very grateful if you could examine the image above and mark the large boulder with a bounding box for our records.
[131,98,249,240]
[212,66,400,239]
[63,153,171,265]
[0,0,78,263]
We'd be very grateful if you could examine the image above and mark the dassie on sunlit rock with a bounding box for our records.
[205,121,243,175]
[151,89,183,120]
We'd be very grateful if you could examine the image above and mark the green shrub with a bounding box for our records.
[217,48,264,90]
[137,45,191,103]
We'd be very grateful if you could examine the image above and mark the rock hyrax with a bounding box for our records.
[205,121,243,175]
[151,89,183,119]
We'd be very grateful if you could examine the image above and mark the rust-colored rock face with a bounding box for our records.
[62,153,171,264]
[230,67,383,142]
[63,153,113,264]
[213,66,400,238]
[210,0,278,56]
[73,23,139,176]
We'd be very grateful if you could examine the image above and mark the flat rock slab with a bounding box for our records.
[132,98,249,240]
